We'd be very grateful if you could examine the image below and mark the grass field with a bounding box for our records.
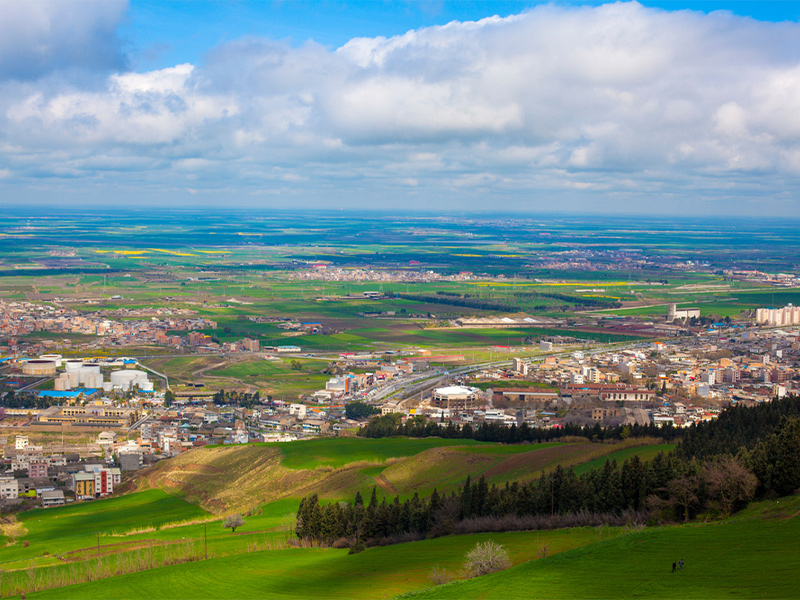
[0,490,209,570]
[571,443,676,475]
[24,528,619,599]
[20,496,800,600]
[0,437,696,598]
[408,496,800,599]
[272,437,490,470]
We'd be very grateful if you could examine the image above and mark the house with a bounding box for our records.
[85,465,114,497]
[73,472,95,500]
[0,477,18,500]
[41,489,65,508]
[118,451,142,471]
[28,461,48,479]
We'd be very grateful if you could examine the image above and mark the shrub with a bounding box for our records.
[348,541,365,555]
[429,566,453,586]
[463,541,511,578]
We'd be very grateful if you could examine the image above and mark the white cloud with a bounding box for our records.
[2,1,800,213]
[0,0,127,80]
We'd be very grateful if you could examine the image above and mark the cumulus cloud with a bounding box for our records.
[0,0,127,80]
[2,1,800,213]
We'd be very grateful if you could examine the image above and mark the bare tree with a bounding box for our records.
[703,456,757,515]
[667,475,700,523]
[223,514,245,534]
[463,541,511,578]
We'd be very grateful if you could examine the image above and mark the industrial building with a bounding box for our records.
[756,305,800,326]
[667,303,700,321]
[431,385,481,410]
[108,369,152,392]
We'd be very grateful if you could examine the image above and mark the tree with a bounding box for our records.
[164,389,176,407]
[667,475,700,523]
[223,513,245,533]
[702,456,757,515]
[345,402,380,420]
[290,360,302,371]
[463,541,511,578]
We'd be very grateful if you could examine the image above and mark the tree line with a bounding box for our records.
[212,389,261,408]
[360,413,682,443]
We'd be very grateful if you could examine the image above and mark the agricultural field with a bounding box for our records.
[1,211,797,363]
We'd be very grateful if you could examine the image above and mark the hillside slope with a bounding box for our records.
[134,438,669,513]
[406,496,800,599]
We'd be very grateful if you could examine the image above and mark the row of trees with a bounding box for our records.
[360,413,682,443]
[211,389,261,408]
[678,396,800,459]
[295,448,761,547]
[0,391,59,409]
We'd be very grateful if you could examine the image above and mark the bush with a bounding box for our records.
[348,541,365,555]
[463,541,511,578]
[429,566,453,585]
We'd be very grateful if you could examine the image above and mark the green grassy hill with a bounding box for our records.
[0,437,675,598]
[135,437,671,512]
[21,497,800,600]
[406,496,800,599]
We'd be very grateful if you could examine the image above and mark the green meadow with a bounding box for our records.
[271,437,491,470]
[409,497,800,599]
[19,497,800,600]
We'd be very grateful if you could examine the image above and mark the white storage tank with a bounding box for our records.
[22,359,57,376]
[64,360,84,372]
[84,373,103,389]
[40,354,63,368]
[67,371,80,387]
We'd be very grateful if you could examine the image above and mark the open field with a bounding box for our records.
[23,528,619,600]
[18,496,800,600]
[409,495,800,599]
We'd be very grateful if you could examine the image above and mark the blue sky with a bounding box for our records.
[120,0,800,69]
[122,1,800,70]
[1,0,800,215]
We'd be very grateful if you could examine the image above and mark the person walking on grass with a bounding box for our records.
[680,559,684,570]
[672,562,677,573]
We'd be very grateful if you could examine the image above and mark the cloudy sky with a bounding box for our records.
[1,0,800,215]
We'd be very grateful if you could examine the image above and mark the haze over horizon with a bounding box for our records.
[1,0,800,216]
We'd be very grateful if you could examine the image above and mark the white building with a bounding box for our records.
[288,403,307,419]
[756,305,800,326]
[668,303,701,321]
[0,477,18,500]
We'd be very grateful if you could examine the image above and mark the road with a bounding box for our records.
[374,340,646,405]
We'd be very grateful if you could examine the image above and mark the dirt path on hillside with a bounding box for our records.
[374,474,398,496]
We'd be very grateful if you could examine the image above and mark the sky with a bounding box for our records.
[1,0,800,215]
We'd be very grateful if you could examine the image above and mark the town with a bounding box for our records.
[3,295,799,510]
